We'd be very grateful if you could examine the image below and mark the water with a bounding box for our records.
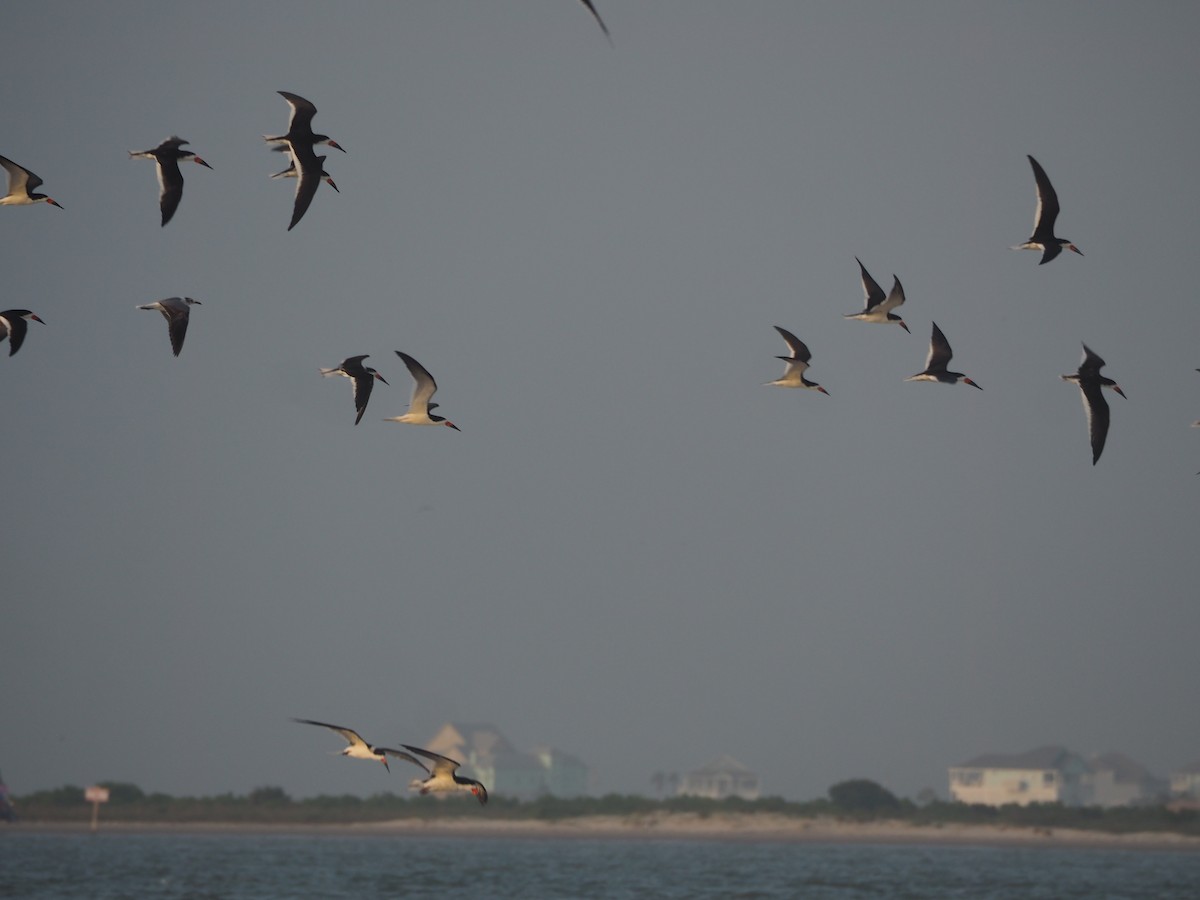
[2,831,1198,899]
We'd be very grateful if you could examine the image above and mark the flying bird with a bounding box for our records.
[844,258,909,332]
[320,355,388,425]
[0,309,45,356]
[292,718,422,773]
[399,744,488,805]
[137,297,201,357]
[0,155,63,209]
[384,351,460,430]
[906,322,982,389]
[579,1,613,44]
[269,150,340,194]
[265,91,345,153]
[285,144,335,231]
[128,136,212,226]
[1013,155,1082,265]
[1061,344,1126,465]
[765,326,829,394]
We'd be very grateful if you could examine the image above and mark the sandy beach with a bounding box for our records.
[13,813,1200,851]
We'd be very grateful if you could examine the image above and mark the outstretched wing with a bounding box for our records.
[292,718,370,752]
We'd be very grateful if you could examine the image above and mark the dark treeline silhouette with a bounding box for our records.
[7,780,1198,836]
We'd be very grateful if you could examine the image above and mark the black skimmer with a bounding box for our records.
[137,297,201,357]
[0,309,45,356]
[292,718,423,773]
[384,351,461,430]
[1013,155,1082,265]
[320,355,388,425]
[270,151,340,194]
[1061,344,1126,465]
[128,137,212,226]
[399,744,488,805]
[765,326,829,394]
[285,144,334,231]
[906,322,982,389]
[265,91,345,154]
[0,155,63,209]
[844,258,909,332]
[579,1,613,44]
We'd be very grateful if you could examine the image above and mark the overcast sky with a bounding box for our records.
[3,2,1198,803]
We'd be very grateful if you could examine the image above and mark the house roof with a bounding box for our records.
[492,750,546,773]
[1087,752,1159,783]
[688,753,756,776]
[955,745,1080,771]
[533,746,588,769]
[429,722,515,760]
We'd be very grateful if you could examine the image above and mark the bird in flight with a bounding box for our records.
[1013,155,1082,265]
[292,718,423,773]
[0,155,63,209]
[384,351,460,431]
[906,322,982,389]
[1061,344,1126,465]
[128,136,212,226]
[320,355,388,425]
[399,744,489,804]
[0,309,46,357]
[765,326,829,394]
[137,297,202,357]
[844,258,909,333]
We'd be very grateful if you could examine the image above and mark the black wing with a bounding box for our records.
[158,157,185,227]
[1027,155,1061,243]
[926,322,953,371]
[1,315,27,356]
[1079,380,1110,465]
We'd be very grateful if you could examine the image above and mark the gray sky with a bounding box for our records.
[3,2,1198,802]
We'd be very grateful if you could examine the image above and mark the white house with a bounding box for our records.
[424,722,590,799]
[1082,752,1166,807]
[676,754,760,800]
[948,745,1089,806]
[1170,759,1200,800]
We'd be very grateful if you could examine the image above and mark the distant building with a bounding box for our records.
[534,747,590,798]
[948,745,1089,806]
[1082,752,1167,807]
[1170,759,1200,800]
[676,754,760,800]
[424,722,590,800]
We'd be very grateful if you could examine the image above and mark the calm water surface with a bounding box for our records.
[2,831,1198,899]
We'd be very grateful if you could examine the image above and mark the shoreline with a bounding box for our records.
[10,813,1200,852]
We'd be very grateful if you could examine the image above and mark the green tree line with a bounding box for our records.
[8,779,1197,836]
